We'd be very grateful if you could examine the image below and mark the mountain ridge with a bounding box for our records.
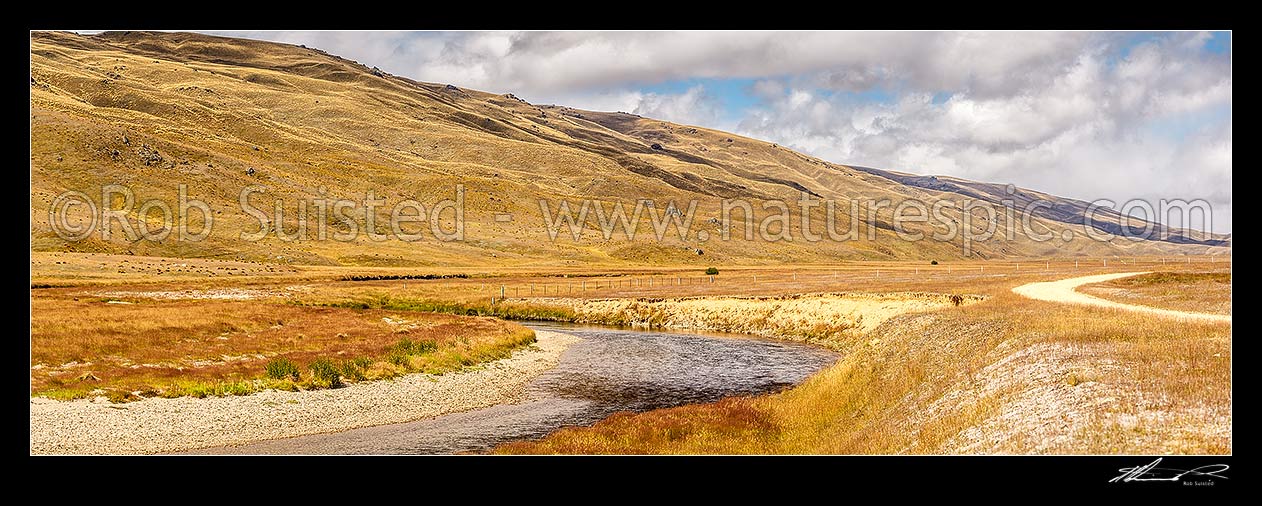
[29,31,1229,266]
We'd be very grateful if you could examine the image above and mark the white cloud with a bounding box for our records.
[211,31,1097,98]
[631,85,723,127]
[733,35,1231,233]
[207,30,1231,233]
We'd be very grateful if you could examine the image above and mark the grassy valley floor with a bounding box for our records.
[497,272,1230,454]
[1080,272,1232,316]
[31,254,1231,454]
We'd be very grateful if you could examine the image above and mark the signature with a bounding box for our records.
[1110,458,1229,483]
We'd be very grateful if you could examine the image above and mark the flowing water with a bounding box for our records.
[211,323,837,454]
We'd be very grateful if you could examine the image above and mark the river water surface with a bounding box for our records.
[210,323,837,454]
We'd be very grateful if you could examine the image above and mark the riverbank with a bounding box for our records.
[501,276,1231,454]
[31,294,537,402]
[542,292,981,348]
[30,330,580,455]
[344,292,982,351]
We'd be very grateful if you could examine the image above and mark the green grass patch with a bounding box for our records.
[308,358,343,388]
[265,357,301,380]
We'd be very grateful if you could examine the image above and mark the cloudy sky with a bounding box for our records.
[214,31,1232,233]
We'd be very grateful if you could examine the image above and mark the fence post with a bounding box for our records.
[501,285,506,298]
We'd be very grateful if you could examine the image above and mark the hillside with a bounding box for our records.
[29,31,1229,267]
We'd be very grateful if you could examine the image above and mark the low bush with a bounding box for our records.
[308,358,343,388]
[265,358,301,381]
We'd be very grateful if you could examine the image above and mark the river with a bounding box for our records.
[206,322,837,454]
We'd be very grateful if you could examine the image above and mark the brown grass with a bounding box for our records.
[1081,271,1232,315]
[29,253,1231,453]
[499,286,1231,454]
[30,293,534,401]
[527,292,981,349]
[30,31,1227,267]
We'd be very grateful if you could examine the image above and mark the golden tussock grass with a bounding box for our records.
[499,285,1230,455]
[529,292,982,349]
[1080,271,1232,316]
[30,31,1228,266]
[30,252,1229,453]
[30,293,534,401]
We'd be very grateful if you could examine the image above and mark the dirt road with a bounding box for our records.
[1012,272,1231,323]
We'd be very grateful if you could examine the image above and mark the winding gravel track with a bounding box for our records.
[1012,272,1231,323]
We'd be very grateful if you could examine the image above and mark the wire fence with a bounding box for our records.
[395,255,1231,304]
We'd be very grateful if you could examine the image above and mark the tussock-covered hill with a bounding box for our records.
[29,31,1228,266]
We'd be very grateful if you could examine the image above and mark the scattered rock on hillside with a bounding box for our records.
[246,167,256,176]
[651,143,663,150]
[137,144,163,166]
